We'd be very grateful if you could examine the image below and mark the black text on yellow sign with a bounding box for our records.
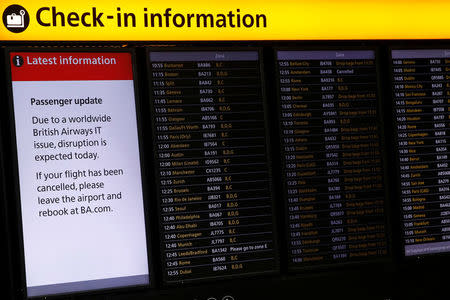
[34,7,267,28]
[2,0,450,41]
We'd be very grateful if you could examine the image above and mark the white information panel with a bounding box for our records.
[9,51,149,297]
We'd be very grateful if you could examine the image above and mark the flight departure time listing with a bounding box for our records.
[392,49,450,257]
[276,50,388,268]
[148,50,278,283]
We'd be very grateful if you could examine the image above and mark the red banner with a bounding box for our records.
[10,52,134,81]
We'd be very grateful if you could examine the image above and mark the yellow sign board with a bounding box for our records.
[0,0,449,41]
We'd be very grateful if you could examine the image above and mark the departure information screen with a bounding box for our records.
[392,49,450,257]
[148,50,278,283]
[276,50,388,268]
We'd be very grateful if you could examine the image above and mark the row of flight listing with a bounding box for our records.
[2,47,450,297]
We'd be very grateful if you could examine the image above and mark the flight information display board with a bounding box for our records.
[148,50,278,283]
[392,49,450,257]
[8,50,150,297]
[276,50,388,268]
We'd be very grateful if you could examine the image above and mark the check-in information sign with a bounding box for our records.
[1,0,450,40]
